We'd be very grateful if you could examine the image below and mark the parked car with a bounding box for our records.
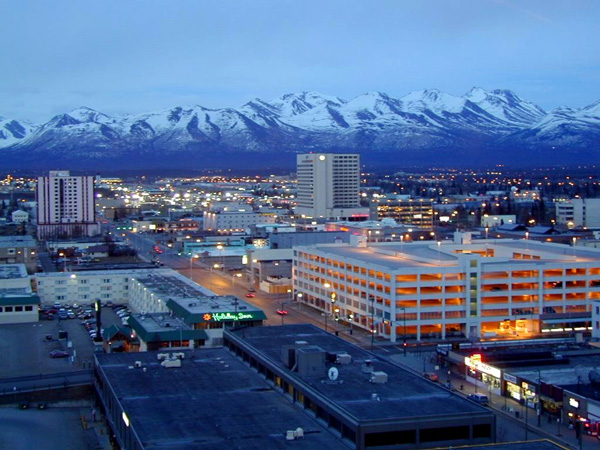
[423,372,439,381]
[245,293,256,298]
[276,309,288,315]
[467,393,490,405]
[49,350,69,358]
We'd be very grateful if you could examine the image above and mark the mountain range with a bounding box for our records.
[1,88,599,171]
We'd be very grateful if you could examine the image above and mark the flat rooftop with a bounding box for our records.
[0,264,28,279]
[132,270,216,298]
[304,239,600,270]
[95,349,349,450]
[229,324,490,422]
[0,235,35,247]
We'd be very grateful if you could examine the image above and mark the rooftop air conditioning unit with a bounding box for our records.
[336,353,352,365]
[161,358,182,368]
[370,371,388,384]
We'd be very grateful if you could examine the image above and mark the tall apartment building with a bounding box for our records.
[293,233,600,343]
[295,153,369,219]
[555,198,600,229]
[36,170,100,240]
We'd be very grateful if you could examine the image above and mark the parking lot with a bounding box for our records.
[0,306,128,379]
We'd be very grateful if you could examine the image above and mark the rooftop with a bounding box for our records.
[96,349,349,450]
[0,264,28,279]
[128,313,207,343]
[167,295,266,324]
[303,239,600,270]
[0,235,36,248]
[229,324,490,422]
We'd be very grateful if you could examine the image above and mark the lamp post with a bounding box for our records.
[216,244,224,268]
[537,369,542,427]
[231,272,242,287]
[399,307,407,356]
[189,253,198,281]
[370,295,375,349]
[280,301,286,325]
[58,252,67,272]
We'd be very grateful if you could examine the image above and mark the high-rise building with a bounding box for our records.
[295,153,368,219]
[555,198,600,229]
[36,170,100,239]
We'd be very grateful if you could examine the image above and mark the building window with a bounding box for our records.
[25,306,33,311]
[15,306,23,312]
[5,306,13,312]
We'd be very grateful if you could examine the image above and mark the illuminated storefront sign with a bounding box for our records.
[465,355,501,378]
[203,312,258,322]
[569,398,580,409]
[504,373,517,383]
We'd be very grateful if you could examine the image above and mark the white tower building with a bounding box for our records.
[295,153,368,219]
[36,170,100,239]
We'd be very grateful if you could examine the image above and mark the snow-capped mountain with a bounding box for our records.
[0,116,36,147]
[1,88,599,170]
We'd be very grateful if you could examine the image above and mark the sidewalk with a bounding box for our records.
[80,406,112,450]
[387,352,594,450]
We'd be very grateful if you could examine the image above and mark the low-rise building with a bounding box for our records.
[94,324,495,450]
[0,264,39,324]
[11,210,29,223]
[0,236,37,273]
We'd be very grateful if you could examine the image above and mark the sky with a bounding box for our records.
[2,0,599,122]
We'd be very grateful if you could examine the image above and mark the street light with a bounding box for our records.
[231,272,242,287]
[399,307,407,356]
[370,295,375,349]
[58,252,67,272]
[189,253,198,281]
[216,244,224,268]
[280,301,286,325]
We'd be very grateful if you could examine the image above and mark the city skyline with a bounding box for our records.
[2,1,599,122]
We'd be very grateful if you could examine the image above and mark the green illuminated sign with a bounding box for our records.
[203,312,258,322]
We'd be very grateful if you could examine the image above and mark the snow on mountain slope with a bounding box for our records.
[0,117,37,146]
[2,88,599,168]
[400,89,466,114]
[267,91,344,116]
[464,88,546,126]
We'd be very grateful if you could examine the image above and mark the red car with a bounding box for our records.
[276,310,288,315]
[245,293,256,298]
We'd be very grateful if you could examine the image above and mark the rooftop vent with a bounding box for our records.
[361,360,374,374]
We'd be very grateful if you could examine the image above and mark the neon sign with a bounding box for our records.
[465,356,501,378]
[203,312,258,322]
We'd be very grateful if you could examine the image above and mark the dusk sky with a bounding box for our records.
[2,0,599,122]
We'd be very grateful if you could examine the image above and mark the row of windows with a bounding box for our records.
[39,277,129,287]
[0,305,34,313]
